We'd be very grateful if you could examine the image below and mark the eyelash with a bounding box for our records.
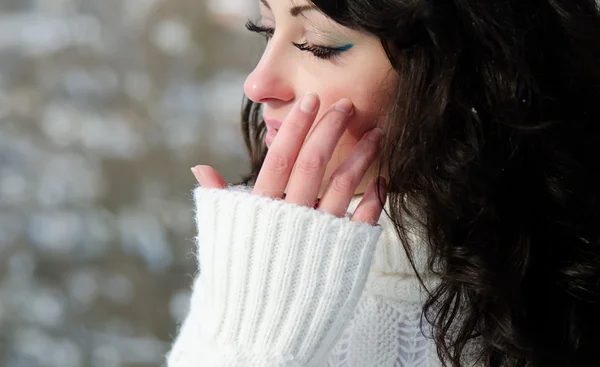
[245,20,346,60]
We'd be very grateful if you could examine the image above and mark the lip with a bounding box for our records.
[264,117,283,132]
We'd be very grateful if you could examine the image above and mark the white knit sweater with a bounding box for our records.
[166,185,446,367]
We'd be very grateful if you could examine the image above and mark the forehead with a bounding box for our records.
[260,0,316,15]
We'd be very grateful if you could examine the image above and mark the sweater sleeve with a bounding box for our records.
[166,185,383,367]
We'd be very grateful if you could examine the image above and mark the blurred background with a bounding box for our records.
[0,0,263,366]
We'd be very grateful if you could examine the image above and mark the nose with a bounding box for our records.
[243,43,295,105]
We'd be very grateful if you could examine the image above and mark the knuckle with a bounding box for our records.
[263,151,291,174]
[297,154,326,174]
[330,173,356,193]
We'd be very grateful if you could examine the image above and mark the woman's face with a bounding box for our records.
[244,0,398,196]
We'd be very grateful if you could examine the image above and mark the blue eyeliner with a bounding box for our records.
[335,44,354,52]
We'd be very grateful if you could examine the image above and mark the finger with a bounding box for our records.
[350,176,387,225]
[316,127,383,217]
[191,165,227,189]
[285,98,354,207]
[252,92,320,198]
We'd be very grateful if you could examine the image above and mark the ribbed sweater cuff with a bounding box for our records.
[167,186,383,367]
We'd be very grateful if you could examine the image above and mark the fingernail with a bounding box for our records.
[191,166,206,183]
[335,98,353,114]
[367,127,384,142]
[300,92,319,113]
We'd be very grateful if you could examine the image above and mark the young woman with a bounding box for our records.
[167,0,600,366]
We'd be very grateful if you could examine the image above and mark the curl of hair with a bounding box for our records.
[238,0,600,365]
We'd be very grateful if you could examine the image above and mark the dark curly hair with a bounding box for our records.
[237,0,600,366]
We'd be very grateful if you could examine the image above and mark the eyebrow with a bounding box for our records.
[260,0,316,17]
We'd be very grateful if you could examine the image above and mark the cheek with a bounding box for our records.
[328,94,393,143]
[331,133,360,165]
[310,86,386,138]
[328,80,396,165]
[305,66,397,148]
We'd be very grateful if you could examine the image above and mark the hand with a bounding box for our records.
[191,92,387,225]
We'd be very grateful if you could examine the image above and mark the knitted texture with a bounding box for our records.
[325,294,442,366]
[167,186,383,367]
[322,196,445,367]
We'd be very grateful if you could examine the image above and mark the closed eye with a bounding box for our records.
[245,19,353,61]
[245,20,274,40]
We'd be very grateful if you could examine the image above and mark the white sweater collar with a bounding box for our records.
[347,195,438,303]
